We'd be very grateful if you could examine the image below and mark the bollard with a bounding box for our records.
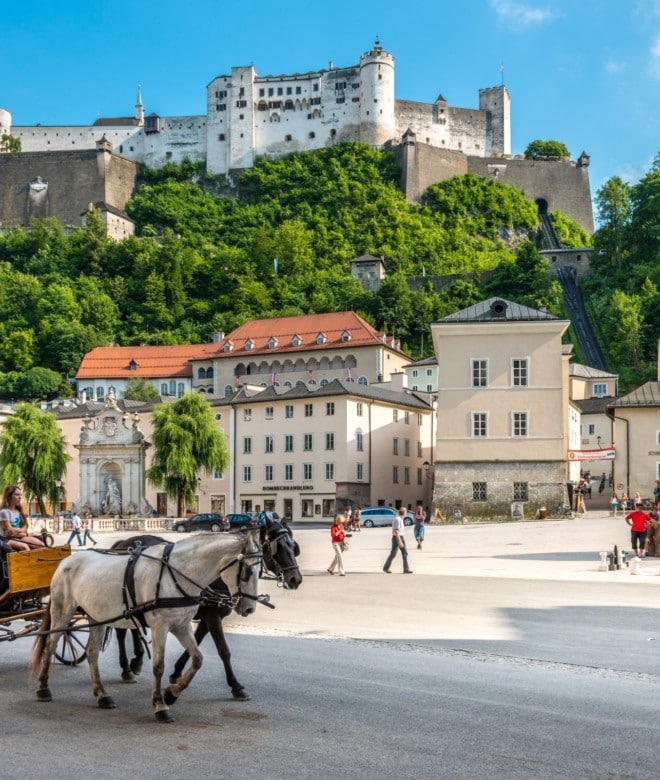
[631,557,641,575]
[599,552,609,572]
[614,544,622,570]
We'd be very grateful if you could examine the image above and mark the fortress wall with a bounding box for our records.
[0,149,138,228]
[468,156,594,234]
[394,141,468,202]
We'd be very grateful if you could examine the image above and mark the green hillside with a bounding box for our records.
[0,142,656,400]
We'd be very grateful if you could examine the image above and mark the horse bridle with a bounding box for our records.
[261,524,299,586]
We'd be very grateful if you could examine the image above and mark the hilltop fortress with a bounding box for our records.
[0,39,594,234]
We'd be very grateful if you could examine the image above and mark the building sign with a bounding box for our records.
[261,485,314,491]
[567,447,616,461]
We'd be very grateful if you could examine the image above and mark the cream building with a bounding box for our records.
[430,297,571,520]
[56,375,435,522]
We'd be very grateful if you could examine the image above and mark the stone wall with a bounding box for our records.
[433,459,568,522]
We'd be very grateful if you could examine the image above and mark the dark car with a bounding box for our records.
[173,513,230,533]
[226,512,261,529]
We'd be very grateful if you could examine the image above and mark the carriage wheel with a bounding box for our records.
[55,619,89,666]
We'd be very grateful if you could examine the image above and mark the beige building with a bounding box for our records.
[55,375,435,522]
[430,297,571,520]
[607,380,660,501]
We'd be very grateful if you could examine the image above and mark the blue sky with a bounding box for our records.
[3,1,659,214]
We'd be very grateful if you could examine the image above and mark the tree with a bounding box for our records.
[13,367,62,400]
[146,394,229,516]
[593,176,632,272]
[524,140,570,159]
[0,133,21,152]
[0,403,71,514]
[122,377,160,402]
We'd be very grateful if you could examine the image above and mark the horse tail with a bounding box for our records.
[29,604,51,680]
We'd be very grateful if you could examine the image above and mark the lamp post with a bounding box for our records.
[422,460,433,509]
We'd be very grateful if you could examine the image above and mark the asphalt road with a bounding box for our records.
[2,512,659,779]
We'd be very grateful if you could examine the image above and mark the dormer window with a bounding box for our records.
[341,330,351,342]
[244,339,254,351]
[223,341,233,353]
[316,332,327,345]
[268,337,278,349]
[292,335,302,347]
[129,360,137,371]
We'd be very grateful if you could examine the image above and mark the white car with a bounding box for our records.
[359,506,413,528]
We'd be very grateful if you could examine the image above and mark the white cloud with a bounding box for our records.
[650,34,660,78]
[489,0,557,27]
[604,60,628,74]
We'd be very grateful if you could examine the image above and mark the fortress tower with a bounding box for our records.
[479,86,511,157]
[359,37,395,147]
[0,108,11,136]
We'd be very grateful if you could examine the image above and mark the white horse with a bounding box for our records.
[30,531,261,723]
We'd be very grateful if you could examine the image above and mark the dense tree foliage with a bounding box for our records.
[0,141,652,393]
[582,153,660,387]
[122,377,161,402]
[524,139,570,159]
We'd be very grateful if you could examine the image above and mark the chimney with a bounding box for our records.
[213,332,225,343]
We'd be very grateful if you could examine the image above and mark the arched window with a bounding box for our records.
[161,383,168,394]
[177,383,184,397]
[320,378,329,387]
[207,367,213,379]
[358,376,368,385]
[224,385,233,397]
[96,387,104,400]
[198,367,206,379]
[169,380,176,395]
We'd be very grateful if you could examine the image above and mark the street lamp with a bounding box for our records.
[423,461,431,475]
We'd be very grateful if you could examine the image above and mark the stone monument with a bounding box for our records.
[74,392,153,516]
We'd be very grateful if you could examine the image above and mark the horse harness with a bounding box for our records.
[261,524,300,585]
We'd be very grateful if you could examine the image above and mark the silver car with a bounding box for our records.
[359,506,413,528]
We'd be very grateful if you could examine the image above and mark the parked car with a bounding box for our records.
[226,512,261,529]
[359,507,414,528]
[173,513,230,533]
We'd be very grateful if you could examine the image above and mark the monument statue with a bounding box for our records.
[104,476,122,515]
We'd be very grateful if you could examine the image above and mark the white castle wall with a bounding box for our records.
[1,41,509,177]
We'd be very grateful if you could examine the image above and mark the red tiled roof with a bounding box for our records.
[211,311,403,358]
[76,344,212,379]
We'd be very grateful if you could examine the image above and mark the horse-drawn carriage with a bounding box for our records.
[0,544,88,664]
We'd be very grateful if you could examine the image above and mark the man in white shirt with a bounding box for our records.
[383,507,413,574]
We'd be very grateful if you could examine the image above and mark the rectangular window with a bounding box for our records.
[284,464,293,481]
[326,402,335,416]
[512,358,528,387]
[404,411,410,424]
[265,436,274,453]
[264,464,273,481]
[213,469,223,479]
[472,482,487,501]
[322,498,334,517]
[513,482,528,501]
[393,409,399,422]
[356,402,363,417]
[303,463,312,481]
[417,441,423,457]
[285,405,294,419]
[303,433,313,451]
[243,465,252,482]
[243,408,252,421]
[304,403,313,417]
[404,439,410,457]
[393,438,399,455]
[243,437,252,454]
[472,412,487,437]
[265,406,274,420]
[325,463,335,480]
[417,468,423,485]
[356,432,363,451]
[357,463,364,480]
[472,359,488,388]
[404,467,410,485]
[325,433,335,450]
[392,466,399,484]
[284,435,294,452]
[588,424,595,435]
[593,383,607,397]
[512,412,528,437]
[417,414,422,427]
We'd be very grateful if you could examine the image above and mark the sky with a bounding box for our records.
[3,1,659,216]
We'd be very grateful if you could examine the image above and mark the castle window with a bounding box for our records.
[236,100,247,108]
[258,101,268,111]
[330,129,336,137]
[284,100,294,111]
[239,87,245,97]
[352,97,359,102]
[285,134,292,142]
[313,84,319,92]
[286,87,292,95]
[335,82,346,90]
[309,132,315,139]
[259,88,265,97]
[296,86,301,94]
[217,104,226,111]
[336,97,345,104]
[277,87,283,96]
[268,88,274,97]
[218,134,225,141]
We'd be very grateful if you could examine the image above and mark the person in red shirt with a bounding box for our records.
[625,507,651,558]
[327,515,346,576]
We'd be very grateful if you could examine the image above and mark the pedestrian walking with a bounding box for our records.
[610,493,620,517]
[413,505,425,549]
[327,515,346,576]
[66,511,84,546]
[81,512,97,546]
[383,507,413,574]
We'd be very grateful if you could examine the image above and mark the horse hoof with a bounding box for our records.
[163,688,178,706]
[36,688,52,702]
[130,661,143,675]
[232,689,250,701]
[98,696,116,709]
[121,671,137,683]
[155,709,174,723]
